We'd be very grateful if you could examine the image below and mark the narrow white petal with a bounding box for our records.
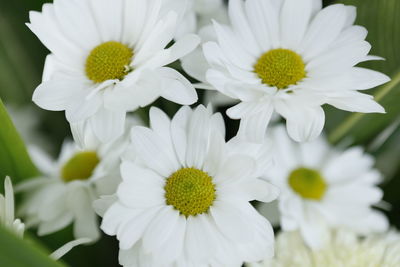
[90,108,126,143]
[131,126,179,177]
[326,91,385,113]
[158,68,198,105]
[280,0,313,50]
[185,105,211,169]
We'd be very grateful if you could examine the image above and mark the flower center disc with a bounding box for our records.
[165,168,216,217]
[61,151,100,182]
[254,48,306,89]
[288,167,327,200]
[85,41,133,83]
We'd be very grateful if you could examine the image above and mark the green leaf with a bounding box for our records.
[0,98,39,182]
[329,0,400,145]
[0,226,65,267]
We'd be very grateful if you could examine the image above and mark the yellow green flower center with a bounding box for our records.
[85,41,133,83]
[164,168,216,217]
[288,167,327,200]
[254,48,306,89]
[61,151,100,183]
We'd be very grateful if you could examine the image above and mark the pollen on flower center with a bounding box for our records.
[164,168,216,217]
[85,41,133,83]
[61,151,100,182]
[254,48,306,89]
[288,167,327,200]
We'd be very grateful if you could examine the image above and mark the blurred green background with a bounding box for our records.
[0,0,399,266]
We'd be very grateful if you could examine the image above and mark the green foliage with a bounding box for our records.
[0,226,65,267]
[329,0,400,145]
[0,99,39,184]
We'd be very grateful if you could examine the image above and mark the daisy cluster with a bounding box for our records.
[3,0,398,266]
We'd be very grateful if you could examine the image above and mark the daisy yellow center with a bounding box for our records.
[254,48,306,89]
[61,151,100,183]
[85,41,133,83]
[164,168,216,217]
[288,167,327,200]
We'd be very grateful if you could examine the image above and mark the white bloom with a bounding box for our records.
[99,105,279,266]
[266,126,388,249]
[16,124,133,240]
[203,0,390,142]
[0,177,25,237]
[248,230,400,267]
[30,0,199,143]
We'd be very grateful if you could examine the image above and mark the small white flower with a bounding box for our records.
[266,126,388,249]
[248,229,400,267]
[203,0,390,142]
[30,0,200,143]
[16,123,133,240]
[0,177,25,237]
[99,105,279,266]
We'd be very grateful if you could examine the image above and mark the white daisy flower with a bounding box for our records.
[0,176,25,237]
[203,0,390,142]
[30,0,200,143]
[16,124,133,240]
[266,126,388,249]
[99,105,279,266]
[248,229,400,267]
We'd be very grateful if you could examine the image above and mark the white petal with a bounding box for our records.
[4,177,14,228]
[202,131,225,177]
[118,207,161,250]
[142,206,179,254]
[210,201,254,242]
[27,146,55,175]
[158,68,198,105]
[163,34,201,65]
[131,126,179,177]
[215,154,255,185]
[184,214,217,262]
[236,104,274,143]
[65,89,102,122]
[185,105,211,169]
[32,79,82,111]
[38,212,74,236]
[228,0,260,55]
[67,185,100,240]
[326,91,385,113]
[87,0,123,42]
[171,106,192,166]
[93,195,117,217]
[212,21,254,69]
[90,108,126,143]
[280,0,313,50]
[301,4,352,60]
[278,104,325,142]
[156,214,186,264]
[240,179,280,203]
